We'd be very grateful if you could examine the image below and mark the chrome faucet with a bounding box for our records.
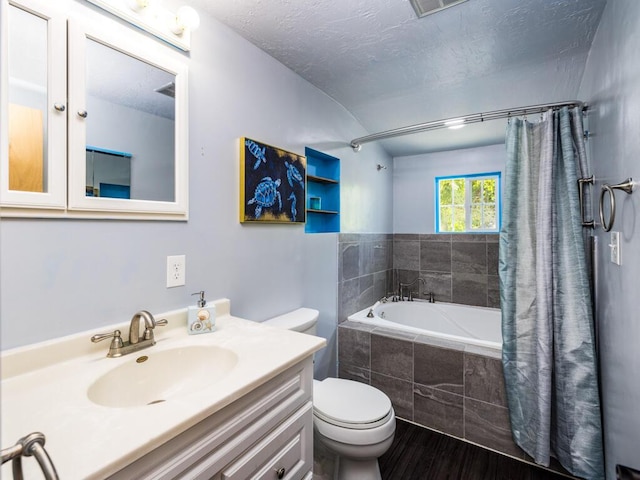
[399,278,426,301]
[91,310,168,358]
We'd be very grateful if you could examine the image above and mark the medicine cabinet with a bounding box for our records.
[0,0,189,219]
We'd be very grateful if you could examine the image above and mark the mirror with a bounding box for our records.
[1,0,66,209]
[85,39,175,203]
[67,17,188,216]
[1,0,188,218]
[7,4,47,193]
[85,147,132,199]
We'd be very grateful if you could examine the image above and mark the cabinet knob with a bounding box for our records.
[275,467,286,479]
[77,110,88,118]
[53,103,66,112]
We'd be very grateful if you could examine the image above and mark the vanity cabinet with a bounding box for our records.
[305,147,340,234]
[0,0,189,219]
[108,358,314,480]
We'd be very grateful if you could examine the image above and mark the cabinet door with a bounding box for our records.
[221,403,313,480]
[67,17,189,216]
[0,0,66,208]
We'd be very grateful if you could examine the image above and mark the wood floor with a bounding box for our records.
[378,420,570,480]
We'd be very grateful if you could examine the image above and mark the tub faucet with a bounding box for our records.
[399,278,426,301]
[428,292,435,303]
[91,310,168,358]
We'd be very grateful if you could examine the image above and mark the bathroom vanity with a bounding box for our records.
[0,299,325,479]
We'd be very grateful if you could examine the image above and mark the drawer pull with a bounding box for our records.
[276,467,286,479]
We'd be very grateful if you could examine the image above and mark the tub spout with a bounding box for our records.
[400,278,426,301]
[366,308,375,318]
[428,292,435,303]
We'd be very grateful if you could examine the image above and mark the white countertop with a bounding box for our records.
[1,299,325,479]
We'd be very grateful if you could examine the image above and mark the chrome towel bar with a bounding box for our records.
[1,432,59,480]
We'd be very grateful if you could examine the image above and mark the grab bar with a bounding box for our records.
[1,432,59,480]
[599,178,635,232]
[578,175,595,228]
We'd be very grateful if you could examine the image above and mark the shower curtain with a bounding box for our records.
[500,107,604,479]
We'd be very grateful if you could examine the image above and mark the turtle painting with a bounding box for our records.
[247,177,282,219]
[246,139,267,170]
[288,192,297,221]
[285,161,304,188]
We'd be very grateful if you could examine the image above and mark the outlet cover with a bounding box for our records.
[610,232,621,265]
[167,255,186,287]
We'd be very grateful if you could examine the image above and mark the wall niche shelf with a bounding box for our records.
[305,147,340,233]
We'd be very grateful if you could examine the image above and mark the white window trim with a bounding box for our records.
[435,172,501,233]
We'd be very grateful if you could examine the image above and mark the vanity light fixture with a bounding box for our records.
[85,0,200,51]
[444,118,466,130]
[170,6,201,35]
[409,0,469,18]
[126,0,153,12]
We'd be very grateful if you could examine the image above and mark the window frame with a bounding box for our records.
[434,172,501,233]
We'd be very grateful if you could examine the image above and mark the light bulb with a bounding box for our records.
[173,5,200,34]
[127,0,152,12]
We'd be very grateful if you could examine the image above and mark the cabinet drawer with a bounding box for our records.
[109,358,313,480]
[221,403,312,480]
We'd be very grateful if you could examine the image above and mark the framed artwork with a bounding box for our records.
[240,137,306,223]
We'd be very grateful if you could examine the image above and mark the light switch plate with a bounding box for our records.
[167,255,186,287]
[609,232,621,265]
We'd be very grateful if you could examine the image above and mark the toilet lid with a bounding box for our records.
[313,378,393,430]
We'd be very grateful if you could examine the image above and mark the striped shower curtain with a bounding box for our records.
[499,107,604,479]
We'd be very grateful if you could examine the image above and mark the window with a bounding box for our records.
[435,172,501,233]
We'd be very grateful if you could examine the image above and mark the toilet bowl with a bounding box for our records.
[263,308,396,480]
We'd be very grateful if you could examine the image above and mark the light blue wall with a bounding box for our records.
[578,0,640,476]
[0,1,393,351]
[392,144,507,234]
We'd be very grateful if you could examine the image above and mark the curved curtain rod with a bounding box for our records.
[350,100,586,152]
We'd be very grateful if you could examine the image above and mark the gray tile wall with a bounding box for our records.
[337,234,394,323]
[336,233,500,324]
[393,233,500,308]
[338,321,527,461]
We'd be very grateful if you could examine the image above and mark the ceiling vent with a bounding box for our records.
[154,82,175,98]
[409,0,469,18]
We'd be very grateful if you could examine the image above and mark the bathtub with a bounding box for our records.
[348,300,502,351]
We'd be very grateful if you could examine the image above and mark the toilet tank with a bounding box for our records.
[263,308,319,336]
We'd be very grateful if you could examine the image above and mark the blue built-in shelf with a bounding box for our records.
[305,147,340,233]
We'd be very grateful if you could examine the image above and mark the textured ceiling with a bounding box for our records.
[192,0,607,156]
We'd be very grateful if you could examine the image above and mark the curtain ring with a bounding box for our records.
[599,185,615,232]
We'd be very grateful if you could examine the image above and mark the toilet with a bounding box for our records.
[263,308,396,480]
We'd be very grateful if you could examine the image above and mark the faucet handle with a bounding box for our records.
[90,330,124,357]
[142,318,168,341]
[91,330,123,344]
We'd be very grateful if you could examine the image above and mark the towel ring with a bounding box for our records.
[599,178,634,232]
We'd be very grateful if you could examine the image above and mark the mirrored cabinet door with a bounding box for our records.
[67,18,189,216]
[0,0,67,208]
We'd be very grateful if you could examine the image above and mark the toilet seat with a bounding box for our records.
[313,378,393,430]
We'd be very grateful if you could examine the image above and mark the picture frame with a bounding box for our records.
[239,137,306,223]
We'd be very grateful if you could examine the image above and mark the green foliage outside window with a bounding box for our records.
[436,174,500,233]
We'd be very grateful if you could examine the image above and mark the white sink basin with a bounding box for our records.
[87,346,238,408]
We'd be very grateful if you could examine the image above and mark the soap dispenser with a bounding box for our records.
[187,291,216,334]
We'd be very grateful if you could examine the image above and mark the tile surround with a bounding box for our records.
[336,233,500,327]
[338,321,526,462]
[334,234,537,465]
[393,233,500,308]
[338,234,394,323]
